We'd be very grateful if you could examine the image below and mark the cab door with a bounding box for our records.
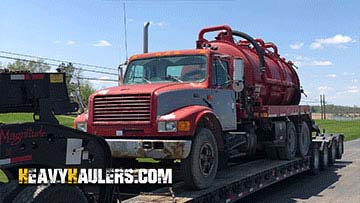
[209,56,236,130]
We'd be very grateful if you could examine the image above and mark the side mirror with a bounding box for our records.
[118,61,127,86]
[233,58,244,92]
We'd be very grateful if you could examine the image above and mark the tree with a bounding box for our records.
[57,63,95,112]
[7,59,51,72]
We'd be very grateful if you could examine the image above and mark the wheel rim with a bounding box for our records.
[314,148,319,169]
[288,128,296,154]
[332,143,336,160]
[323,147,328,166]
[199,143,215,176]
[301,124,311,155]
[339,138,344,154]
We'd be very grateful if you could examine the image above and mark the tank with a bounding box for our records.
[197,25,301,105]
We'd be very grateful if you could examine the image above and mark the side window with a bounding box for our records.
[126,65,144,83]
[211,58,229,86]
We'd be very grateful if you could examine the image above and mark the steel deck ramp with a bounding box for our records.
[123,157,310,203]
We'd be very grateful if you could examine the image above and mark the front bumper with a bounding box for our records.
[106,139,192,159]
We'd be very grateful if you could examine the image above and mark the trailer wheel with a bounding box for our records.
[320,143,329,170]
[329,141,337,166]
[181,128,218,190]
[309,143,320,175]
[336,136,344,159]
[0,180,18,203]
[277,122,297,160]
[12,185,87,203]
[297,121,311,157]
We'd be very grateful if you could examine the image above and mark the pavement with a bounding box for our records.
[241,139,360,203]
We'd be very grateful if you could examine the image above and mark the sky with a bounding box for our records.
[0,0,359,106]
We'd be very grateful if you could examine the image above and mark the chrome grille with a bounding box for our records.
[93,94,151,123]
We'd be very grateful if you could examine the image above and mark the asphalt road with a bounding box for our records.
[241,139,360,203]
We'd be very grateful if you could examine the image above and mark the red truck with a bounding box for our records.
[74,25,319,190]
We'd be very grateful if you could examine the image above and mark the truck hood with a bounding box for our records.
[92,82,206,96]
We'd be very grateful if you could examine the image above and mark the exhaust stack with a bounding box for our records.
[143,22,150,53]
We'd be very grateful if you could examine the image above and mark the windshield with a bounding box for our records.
[124,55,207,84]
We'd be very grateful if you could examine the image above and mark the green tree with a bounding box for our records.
[7,59,50,72]
[57,63,95,111]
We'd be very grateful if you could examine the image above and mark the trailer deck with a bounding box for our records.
[124,157,311,203]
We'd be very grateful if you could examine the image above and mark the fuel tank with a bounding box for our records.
[197,25,301,105]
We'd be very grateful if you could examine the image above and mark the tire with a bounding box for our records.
[265,146,278,159]
[309,143,320,175]
[277,122,297,160]
[320,143,329,170]
[298,121,311,157]
[12,185,87,203]
[0,180,18,203]
[329,141,337,166]
[336,136,344,159]
[181,128,218,190]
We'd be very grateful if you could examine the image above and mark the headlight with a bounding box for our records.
[158,121,177,132]
[76,122,87,132]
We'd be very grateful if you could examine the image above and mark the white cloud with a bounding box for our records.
[150,21,167,27]
[326,74,337,78]
[347,86,359,94]
[351,79,358,83]
[53,40,62,44]
[318,86,334,93]
[312,60,332,66]
[310,34,353,49]
[290,42,304,50]
[93,40,112,47]
[293,55,332,67]
[66,40,75,45]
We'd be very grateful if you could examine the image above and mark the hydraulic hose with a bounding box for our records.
[232,30,265,72]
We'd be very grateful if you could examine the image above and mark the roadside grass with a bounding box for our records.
[314,119,360,141]
[0,113,74,128]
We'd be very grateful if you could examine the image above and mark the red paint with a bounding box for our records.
[24,74,45,80]
[0,127,46,146]
[11,155,32,163]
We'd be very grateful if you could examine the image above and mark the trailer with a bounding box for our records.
[0,68,344,203]
[123,133,344,203]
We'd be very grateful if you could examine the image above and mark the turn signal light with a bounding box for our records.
[178,121,190,131]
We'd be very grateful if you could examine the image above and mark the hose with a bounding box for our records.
[232,30,265,72]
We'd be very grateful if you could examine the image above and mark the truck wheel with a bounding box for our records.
[336,136,344,159]
[320,143,329,170]
[0,180,18,202]
[12,185,87,203]
[277,122,297,160]
[329,141,337,166]
[309,143,320,175]
[298,121,311,157]
[181,128,218,190]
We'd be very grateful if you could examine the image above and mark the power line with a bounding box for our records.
[77,77,118,82]
[0,55,118,76]
[0,50,116,71]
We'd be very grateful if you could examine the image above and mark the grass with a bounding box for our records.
[314,119,360,141]
[0,113,74,128]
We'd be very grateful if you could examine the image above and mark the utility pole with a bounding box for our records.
[323,94,326,120]
[320,95,323,120]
